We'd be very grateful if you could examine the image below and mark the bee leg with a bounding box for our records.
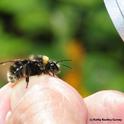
[26,76,29,88]
[52,72,55,76]
[48,72,55,76]
[24,64,31,88]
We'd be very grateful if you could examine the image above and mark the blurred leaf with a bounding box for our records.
[83,53,124,93]
[16,8,50,32]
[0,0,39,13]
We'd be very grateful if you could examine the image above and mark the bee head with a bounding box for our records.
[46,61,60,74]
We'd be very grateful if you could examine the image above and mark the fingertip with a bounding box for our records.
[84,90,124,124]
[85,90,124,105]
[9,75,88,124]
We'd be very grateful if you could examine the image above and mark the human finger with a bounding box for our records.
[6,75,88,124]
[84,90,124,124]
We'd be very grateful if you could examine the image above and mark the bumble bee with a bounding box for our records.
[0,55,71,88]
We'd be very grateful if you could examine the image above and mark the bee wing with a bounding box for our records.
[0,59,20,65]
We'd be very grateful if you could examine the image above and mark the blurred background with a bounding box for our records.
[0,0,124,96]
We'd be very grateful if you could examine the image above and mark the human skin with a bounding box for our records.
[0,75,124,124]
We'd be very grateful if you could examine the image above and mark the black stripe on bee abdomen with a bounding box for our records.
[10,60,28,78]
[7,60,28,83]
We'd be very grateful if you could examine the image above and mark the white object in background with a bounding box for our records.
[104,0,124,41]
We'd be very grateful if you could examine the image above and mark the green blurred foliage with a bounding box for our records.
[0,0,124,95]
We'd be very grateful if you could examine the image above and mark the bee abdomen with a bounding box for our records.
[8,61,26,82]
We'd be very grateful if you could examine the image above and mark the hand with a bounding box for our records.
[0,75,124,124]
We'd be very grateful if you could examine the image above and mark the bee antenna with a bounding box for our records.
[60,64,72,69]
[0,61,13,65]
[0,59,20,65]
[56,59,72,63]
[56,59,72,69]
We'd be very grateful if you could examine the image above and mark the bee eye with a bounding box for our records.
[50,63,55,69]
[48,62,56,69]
